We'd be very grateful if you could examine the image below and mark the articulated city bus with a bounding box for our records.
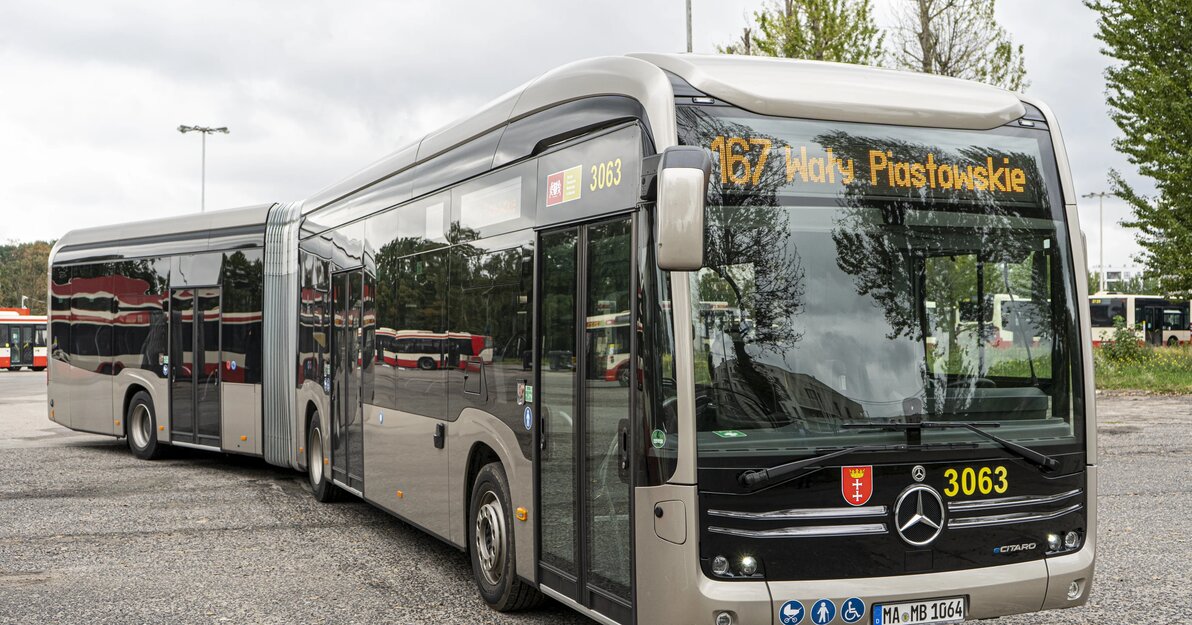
[0,309,47,371]
[47,54,1095,625]
[1089,293,1190,346]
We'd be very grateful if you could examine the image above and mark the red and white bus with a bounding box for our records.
[0,308,48,371]
[1090,294,1191,346]
[375,328,490,370]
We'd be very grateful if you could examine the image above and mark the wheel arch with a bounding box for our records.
[464,441,503,554]
[121,383,151,439]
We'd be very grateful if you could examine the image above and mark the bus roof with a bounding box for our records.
[51,54,1039,253]
[52,203,274,263]
[304,53,1028,215]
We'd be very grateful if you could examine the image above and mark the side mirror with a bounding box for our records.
[655,146,712,271]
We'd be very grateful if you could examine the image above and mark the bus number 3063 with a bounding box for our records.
[943,466,1008,497]
[590,159,622,191]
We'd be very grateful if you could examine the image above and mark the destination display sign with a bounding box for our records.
[678,108,1051,208]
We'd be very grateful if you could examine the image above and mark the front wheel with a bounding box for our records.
[127,391,165,460]
[307,417,339,502]
[418,357,437,370]
[1168,336,1180,347]
[469,463,543,611]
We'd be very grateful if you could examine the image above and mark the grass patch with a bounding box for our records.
[1095,345,1192,393]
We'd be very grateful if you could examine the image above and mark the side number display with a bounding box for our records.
[589,159,622,191]
[943,465,1008,497]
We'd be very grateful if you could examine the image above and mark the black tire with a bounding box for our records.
[307,416,339,503]
[126,391,165,460]
[1168,336,1179,347]
[32,367,45,372]
[469,462,543,611]
[418,357,436,370]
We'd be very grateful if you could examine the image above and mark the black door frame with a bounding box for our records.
[534,213,638,625]
[329,267,366,492]
[168,286,222,447]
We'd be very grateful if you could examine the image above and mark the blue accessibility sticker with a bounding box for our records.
[810,599,836,625]
[778,600,805,625]
[840,597,865,623]
[523,406,533,430]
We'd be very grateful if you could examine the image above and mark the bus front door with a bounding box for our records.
[537,216,634,625]
[19,326,34,366]
[330,269,365,493]
[169,287,222,447]
[7,326,22,368]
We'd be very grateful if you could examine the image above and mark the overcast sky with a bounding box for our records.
[0,0,1148,270]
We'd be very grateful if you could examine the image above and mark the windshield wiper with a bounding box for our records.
[739,444,907,490]
[843,421,1059,471]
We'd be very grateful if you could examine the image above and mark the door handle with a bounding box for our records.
[617,418,630,483]
[433,422,446,449]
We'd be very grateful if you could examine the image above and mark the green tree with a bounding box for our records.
[720,0,885,65]
[891,0,1028,91]
[0,240,54,314]
[1086,0,1192,295]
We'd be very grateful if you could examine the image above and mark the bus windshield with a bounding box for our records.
[675,106,1085,459]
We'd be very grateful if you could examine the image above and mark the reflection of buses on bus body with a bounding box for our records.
[1089,294,1191,346]
[375,328,491,370]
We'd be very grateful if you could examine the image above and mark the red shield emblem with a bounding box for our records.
[841,466,873,506]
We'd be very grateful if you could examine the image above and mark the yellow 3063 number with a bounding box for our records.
[590,159,622,191]
[943,465,1008,497]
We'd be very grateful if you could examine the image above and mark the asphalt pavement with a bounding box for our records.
[0,370,1188,624]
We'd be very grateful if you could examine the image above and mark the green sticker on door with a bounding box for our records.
[713,430,747,439]
[650,429,666,449]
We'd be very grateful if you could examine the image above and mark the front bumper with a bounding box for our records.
[635,464,1097,625]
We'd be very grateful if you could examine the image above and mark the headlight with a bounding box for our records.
[739,556,757,576]
[711,556,729,576]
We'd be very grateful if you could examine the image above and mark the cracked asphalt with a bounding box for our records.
[0,371,1187,624]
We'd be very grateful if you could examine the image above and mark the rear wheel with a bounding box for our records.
[469,462,543,611]
[1168,336,1180,347]
[418,357,436,370]
[127,391,164,460]
[307,417,339,502]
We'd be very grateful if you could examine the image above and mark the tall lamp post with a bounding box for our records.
[178,125,229,212]
[1082,191,1114,294]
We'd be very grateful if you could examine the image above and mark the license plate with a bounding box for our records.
[873,597,965,625]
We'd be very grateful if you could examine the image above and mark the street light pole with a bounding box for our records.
[1082,191,1114,294]
[178,125,230,212]
[686,0,693,53]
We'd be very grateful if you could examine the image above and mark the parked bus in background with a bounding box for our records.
[1089,294,1191,346]
[0,308,47,371]
[47,54,1095,625]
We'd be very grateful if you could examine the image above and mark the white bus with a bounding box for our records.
[1089,294,1190,346]
[48,54,1095,625]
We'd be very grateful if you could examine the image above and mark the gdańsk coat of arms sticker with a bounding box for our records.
[841,465,874,506]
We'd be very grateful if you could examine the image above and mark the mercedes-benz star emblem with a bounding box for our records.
[912,465,926,482]
[894,484,945,546]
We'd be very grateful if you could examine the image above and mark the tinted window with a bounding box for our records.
[1089,298,1126,327]
[222,250,263,384]
[110,258,169,376]
[50,265,71,362]
[448,232,534,456]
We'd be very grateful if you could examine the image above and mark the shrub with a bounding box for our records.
[1100,315,1149,364]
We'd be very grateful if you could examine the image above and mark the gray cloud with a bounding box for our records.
[0,0,1150,272]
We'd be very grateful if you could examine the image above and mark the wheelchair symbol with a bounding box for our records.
[840,597,865,623]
